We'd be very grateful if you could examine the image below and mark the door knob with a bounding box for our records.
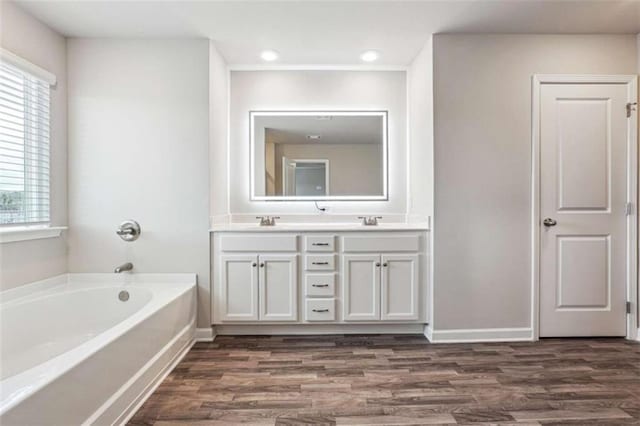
[543,218,557,227]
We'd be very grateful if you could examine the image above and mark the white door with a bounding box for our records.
[343,254,380,321]
[220,255,258,321]
[381,254,419,321]
[259,254,298,321]
[539,81,630,337]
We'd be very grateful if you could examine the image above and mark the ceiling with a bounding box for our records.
[261,115,382,145]
[13,0,640,65]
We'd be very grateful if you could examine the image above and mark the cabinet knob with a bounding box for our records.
[252,263,257,267]
[376,262,381,267]
[260,263,265,268]
[383,263,388,267]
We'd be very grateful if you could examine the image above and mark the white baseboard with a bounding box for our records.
[636,328,640,341]
[215,323,425,335]
[427,327,534,343]
[195,327,215,342]
[423,324,433,341]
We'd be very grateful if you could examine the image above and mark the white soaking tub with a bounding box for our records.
[0,273,196,425]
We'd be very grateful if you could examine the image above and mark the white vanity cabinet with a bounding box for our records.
[220,254,298,321]
[217,235,298,322]
[211,228,428,331]
[342,234,420,322]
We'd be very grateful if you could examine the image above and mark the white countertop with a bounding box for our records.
[210,222,429,232]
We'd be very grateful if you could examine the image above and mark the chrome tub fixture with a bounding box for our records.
[114,262,133,273]
[116,220,141,241]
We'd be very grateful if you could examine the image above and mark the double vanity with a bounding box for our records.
[210,110,428,334]
[211,221,429,333]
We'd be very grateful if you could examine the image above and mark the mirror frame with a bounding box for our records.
[250,110,389,201]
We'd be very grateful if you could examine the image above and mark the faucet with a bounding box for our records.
[114,262,133,273]
[256,216,280,226]
[358,216,382,226]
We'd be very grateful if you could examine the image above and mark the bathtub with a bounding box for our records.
[0,273,196,425]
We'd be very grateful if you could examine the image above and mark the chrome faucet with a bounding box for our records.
[256,216,280,226]
[114,262,133,273]
[358,216,382,226]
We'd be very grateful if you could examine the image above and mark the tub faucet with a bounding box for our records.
[114,262,133,273]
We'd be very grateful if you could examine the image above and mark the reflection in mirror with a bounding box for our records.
[251,111,387,200]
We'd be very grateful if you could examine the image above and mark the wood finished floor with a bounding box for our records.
[129,335,640,425]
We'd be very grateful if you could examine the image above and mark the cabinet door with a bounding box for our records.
[343,254,380,321]
[259,254,298,321]
[381,254,419,320]
[220,255,258,321]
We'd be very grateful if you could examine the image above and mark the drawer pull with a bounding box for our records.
[312,284,329,288]
[312,309,330,313]
[312,262,329,265]
[312,243,330,246]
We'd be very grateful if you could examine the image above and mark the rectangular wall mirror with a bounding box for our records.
[250,111,388,201]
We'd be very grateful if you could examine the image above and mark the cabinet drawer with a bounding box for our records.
[220,235,297,252]
[305,255,335,271]
[305,299,336,321]
[305,274,335,297]
[305,235,335,252]
[342,235,420,252]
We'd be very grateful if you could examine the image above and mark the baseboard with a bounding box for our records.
[636,328,640,341]
[215,323,425,335]
[423,324,433,341]
[427,327,534,343]
[195,327,215,342]
[90,321,195,426]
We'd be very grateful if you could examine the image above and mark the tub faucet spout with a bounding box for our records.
[114,262,133,273]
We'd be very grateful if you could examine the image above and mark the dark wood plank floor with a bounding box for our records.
[129,335,640,425]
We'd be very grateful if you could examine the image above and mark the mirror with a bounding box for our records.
[250,111,388,201]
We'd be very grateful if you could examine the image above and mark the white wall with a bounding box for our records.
[209,42,229,219]
[0,1,67,291]
[408,37,433,219]
[67,39,211,326]
[433,34,638,331]
[229,70,407,215]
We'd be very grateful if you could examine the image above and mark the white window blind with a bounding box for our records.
[0,60,51,225]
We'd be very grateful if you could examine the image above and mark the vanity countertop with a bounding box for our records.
[210,222,429,232]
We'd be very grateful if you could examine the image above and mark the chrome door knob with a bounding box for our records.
[543,218,557,227]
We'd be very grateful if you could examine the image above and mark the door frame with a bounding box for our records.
[531,74,638,341]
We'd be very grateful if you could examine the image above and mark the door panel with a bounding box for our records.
[220,255,258,321]
[343,254,380,321]
[540,83,627,337]
[381,254,419,320]
[557,99,610,210]
[557,236,610,309]
[259,254,298,321]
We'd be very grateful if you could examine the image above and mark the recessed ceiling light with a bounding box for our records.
[260,50,279,62]
[306,135,321,140]
[360,50,379,62]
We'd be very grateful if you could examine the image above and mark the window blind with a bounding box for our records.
[0,60,51,225]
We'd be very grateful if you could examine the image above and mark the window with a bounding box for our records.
[0,56,52,226]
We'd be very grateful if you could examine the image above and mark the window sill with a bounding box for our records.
[0,226,67,243]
